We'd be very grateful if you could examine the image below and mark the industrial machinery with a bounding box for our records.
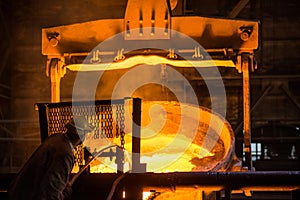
[36,97,239,199]
[42,0,258,169]
[38,0,300,199]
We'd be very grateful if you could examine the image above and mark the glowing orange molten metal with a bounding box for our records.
[85,101,234,173]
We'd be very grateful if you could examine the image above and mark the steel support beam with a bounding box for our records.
[281,85,300,112]
[131,98,146,173]
[228,0,250,18]
[242,54,252,170]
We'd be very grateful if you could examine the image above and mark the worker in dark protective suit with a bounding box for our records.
[7,116,94,200]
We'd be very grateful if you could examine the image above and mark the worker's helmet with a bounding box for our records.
[66,116,94,136]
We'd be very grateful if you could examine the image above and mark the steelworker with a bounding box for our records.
[8,116,94,200]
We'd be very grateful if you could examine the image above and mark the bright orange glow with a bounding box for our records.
[89,134,215,173]
[66,55,235,71]
[85,101,234,173]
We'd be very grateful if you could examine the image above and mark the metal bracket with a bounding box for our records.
[192,46,204,59]
[46,57,66,102]
[167,48,177,59]
[235,53,256,73]
[114,49,125,62]
[124,0,171,40]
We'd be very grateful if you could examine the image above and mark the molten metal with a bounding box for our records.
[85,101,234,173]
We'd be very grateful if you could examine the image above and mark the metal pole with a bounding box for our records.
[131,98,146,173]
[129,98,146,200]
[242,54,252,170]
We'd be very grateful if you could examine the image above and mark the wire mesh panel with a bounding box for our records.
[36,99,126,170]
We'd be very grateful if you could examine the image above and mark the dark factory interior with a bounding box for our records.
[0,0,299,199]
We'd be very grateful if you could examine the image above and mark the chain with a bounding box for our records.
[107,106,113,138]
[119,104,125,148]
[99,105,114,138]
[115,104,125,148]
[116,105,120,138]
[94,106,101,139]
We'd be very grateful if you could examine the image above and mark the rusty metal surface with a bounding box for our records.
[42,19,124,55]
[41,0,259,56]
[42,16,259,56]
[172,16,259,51]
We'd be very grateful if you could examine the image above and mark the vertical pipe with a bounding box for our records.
[242,54,252,170]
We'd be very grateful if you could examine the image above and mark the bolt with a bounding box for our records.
[49,37,59,47]
[240,32,250,41]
